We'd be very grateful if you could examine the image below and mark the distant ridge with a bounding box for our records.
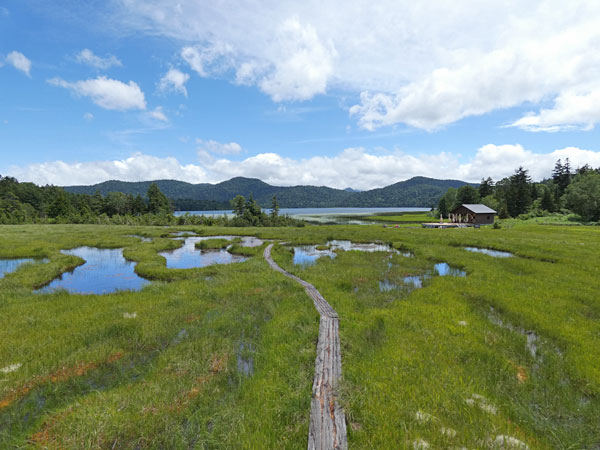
[63,176,472,210]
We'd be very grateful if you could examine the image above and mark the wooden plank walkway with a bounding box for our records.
[264,244,348,450]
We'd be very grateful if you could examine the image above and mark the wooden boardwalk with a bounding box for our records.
[264,244,348,450]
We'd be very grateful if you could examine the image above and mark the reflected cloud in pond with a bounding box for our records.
[160,237,247,269]
[37,247,149,295]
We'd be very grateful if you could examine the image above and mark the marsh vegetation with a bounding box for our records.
[0,223,599,448]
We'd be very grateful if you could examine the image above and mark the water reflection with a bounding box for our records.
[379,262,466,292]
[37,247,149,295]
[0,258,48,279]
[292,240,403,266]
[160,237,247,269]
[465,247,513,258]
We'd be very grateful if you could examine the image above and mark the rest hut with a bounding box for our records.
[449,204,497,225]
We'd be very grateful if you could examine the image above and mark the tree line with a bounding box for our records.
[0,176,304,227]
[437,159,600,221]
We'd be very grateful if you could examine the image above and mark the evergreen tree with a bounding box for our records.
[270,195,280,220]
[456,185,480,205]
[506,166,533,217]
[540,186,556,212]
[147,183,171,214]
[231,195,246,216]
[437,196,449,218]
[478,177,494,198]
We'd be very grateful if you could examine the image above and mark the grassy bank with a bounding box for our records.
[1,223,599,448]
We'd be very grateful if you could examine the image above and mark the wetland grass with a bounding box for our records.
[1,223,599,448]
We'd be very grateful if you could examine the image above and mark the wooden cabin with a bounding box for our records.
[449,204,497,225]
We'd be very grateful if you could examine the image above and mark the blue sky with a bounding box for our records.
[2,0,600,189]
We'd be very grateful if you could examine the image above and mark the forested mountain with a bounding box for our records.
[64,176,472,209]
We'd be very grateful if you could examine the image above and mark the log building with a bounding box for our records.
[449,204,497,225]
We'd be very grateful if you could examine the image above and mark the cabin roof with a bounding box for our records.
[452,204,497,214]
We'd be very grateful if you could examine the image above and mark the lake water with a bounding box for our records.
[0,258,48,278]
[160,236,247,269]
[37,247,149,295]
[175,207,430,224]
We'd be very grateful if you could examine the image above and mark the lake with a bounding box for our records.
[175,207,431,224]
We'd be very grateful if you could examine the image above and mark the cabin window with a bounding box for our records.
[487,215,490,219]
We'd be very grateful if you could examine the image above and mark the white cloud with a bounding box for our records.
[158,68,190,96]
[148,106,168,122]
[76,49,122,69]
[83,112,94,121]
[113,0,600,130]
[9,145,600,188]
[509,88,600,132]
[48,76,146,111]
[5,51,31,76]
[10,153,207,186]
[181,43,233,77]
[196,139,243,155]
[258,17,334,101]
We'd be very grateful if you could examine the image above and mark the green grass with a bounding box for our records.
[364,213,434,223]
[196,238,233,250]
[1,223,599,448]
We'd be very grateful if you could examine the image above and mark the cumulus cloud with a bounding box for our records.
[76,49,122,69]
[181,43,233,77]
[48,76,146,110]
[158,68,190,96]
[83,112,94,121]
[148,106,168,121]
[10,153,207,186]
[110,0,600,131]
[9,145,600,188]
[196,139,243,155]
[509,88,600,132]
[257,17,334,101]
[5,51,31,76]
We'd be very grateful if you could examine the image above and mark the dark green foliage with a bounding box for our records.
[147,183,172,215]
[478,177,494,198]
[505,167,533,217]
[565,172,600,221]
[455,185,480,206]
[64,176,475,209]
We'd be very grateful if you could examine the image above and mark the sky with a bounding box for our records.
[2,0,600,190]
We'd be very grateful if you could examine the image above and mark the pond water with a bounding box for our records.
[465,247,514,258]
[37,247,149,295]
[0,258,48,279]
[160,236,247,269]
[292,240,402,266]
[379,263,466,292]
[127,235,153,243]
[236,342,255,377]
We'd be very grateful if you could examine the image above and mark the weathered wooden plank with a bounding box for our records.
[264,244,348,450]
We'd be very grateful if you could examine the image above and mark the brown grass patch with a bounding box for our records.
[0,352,124,410]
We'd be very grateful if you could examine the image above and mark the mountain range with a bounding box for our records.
[63,176,472,210]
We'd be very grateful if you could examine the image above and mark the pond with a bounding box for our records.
[291,240,402,266]
[37,247,149,295]
[160,236,248,269]
[0,258,48,279]
[127,235,153,243]
[465,247,514,258]
[379,262,466,292]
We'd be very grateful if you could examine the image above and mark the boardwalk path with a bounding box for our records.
[264,244,348,450]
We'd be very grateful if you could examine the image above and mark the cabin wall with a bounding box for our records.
[450,206,496,225]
